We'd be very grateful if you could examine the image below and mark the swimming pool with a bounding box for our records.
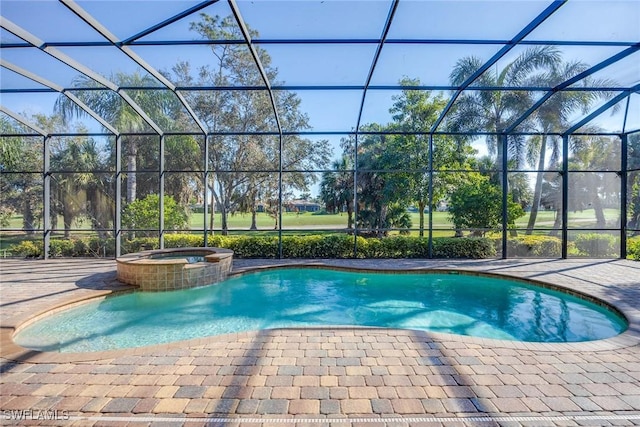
[14,268,627,352]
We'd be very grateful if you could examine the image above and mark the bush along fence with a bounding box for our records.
[8,233,640,260]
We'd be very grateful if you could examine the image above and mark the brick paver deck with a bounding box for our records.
[1,258,640,426]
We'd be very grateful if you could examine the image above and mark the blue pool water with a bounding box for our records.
[15,268,627,352]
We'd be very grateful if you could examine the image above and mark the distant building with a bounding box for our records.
[286,199,321,213]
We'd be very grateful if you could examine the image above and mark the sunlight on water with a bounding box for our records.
[14,269,627,352]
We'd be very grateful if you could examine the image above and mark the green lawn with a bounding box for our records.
[1,208,623,244]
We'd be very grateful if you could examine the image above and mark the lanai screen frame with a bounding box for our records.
[1,0,639,259]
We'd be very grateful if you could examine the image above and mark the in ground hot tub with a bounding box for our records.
[116,247,233,291]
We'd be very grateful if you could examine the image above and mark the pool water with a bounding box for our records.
[15,268,627,352]
[149,254,205,263]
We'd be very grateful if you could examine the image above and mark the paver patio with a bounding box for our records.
[1,258,640,426]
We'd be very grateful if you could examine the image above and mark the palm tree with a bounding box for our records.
[566,133,621,230]
[54,71,173,203]
[523,62,617,234]
[319,156,354,228]
[51,137,106,238]
[449,46,562,182]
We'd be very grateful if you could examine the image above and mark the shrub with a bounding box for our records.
[626,237,640,261]
[49,239,75,257]
[506,235,562,257]
[11,240,43,258]
[226,236,278,258]
[574,233,618,257]
[432,237,496,259]
[8,233,495,259]
[122,194,189,237]
[282,234,354,258]
[123,237,159,253]
[164,234,205,248]
[448,174,524,237]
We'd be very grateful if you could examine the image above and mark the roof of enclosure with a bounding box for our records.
[1,0,639,138]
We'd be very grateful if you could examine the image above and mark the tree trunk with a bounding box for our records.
[526,135,547,235]
[220,204,228,236]
[250,208,257,230]
[378,205,387,238]
[126,143,137,203]
[496,135,504,187]
[208,184,216,236]
[550,207,562,237]
[23,196,34,235]
[593,192,606,228]
[63,208,72,239]
[418,200,425,238]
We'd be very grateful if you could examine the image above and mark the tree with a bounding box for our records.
[387,78,447,236]
[319,156,354,228]
[122,194,188,237]
[352,125,413,237]
[449,46,562,183]
[0,117,42,234]
[523,60,618,234]
[55,71,181,204]
[175,14,330,234]
[448,174,525,236]
[566,133,621,230]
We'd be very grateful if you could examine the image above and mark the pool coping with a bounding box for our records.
[2,260,639,363]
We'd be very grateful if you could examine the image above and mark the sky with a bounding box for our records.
[1,0,639,160]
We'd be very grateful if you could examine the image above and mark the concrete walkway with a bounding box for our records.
[1,258,640,426]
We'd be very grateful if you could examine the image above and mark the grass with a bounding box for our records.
[1,209,624,242]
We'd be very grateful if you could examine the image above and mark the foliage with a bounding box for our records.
[1,117,44,235]
[628,133,640,233]
[319,156,354,228]
[504,235,562,257]
[122,194,189,236]
[164,233,205,248]
[225,236,279,258]
[448,174,524,236]
[282,235,352,258]
[173,14,331,234]
[11,240,43,258]
[627,237,640,261]
[573,233,618,257]
[0,117,25,171]
[450,46,562,176]
[431,237,496,259]
[387,78,451,236]
[0,206,14,228]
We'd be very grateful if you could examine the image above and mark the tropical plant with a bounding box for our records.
[387,78,446,236]
[319,156,354,228]
[54,71,182,203]
[449,46,562,182]
[448,173,524,236]
[122,194,189,237]
[523,61,618,234]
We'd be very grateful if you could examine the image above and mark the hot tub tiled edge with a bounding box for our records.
[116,247,233,291]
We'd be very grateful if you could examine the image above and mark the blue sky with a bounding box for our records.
[1,0,639,145]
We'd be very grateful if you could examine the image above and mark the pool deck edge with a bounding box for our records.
[2,258,639,363]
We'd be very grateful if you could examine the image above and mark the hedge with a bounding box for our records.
[12,233,640,260]
[628,238,640,261]
[10,233,494,259]
[503,235,562,257]
[574,233,618,257]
